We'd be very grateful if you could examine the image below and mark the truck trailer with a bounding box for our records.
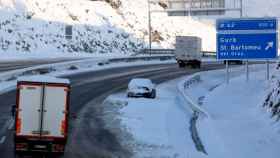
[175,36,202,68]
[14,75,70,155]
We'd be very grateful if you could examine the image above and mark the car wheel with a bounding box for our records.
[149,89,156,99]
[127,93,133,98]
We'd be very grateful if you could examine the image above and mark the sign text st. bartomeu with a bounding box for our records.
[217,18,278,60]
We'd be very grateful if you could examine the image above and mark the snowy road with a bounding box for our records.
[0,62,223,158]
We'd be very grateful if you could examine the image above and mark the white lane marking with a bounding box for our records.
[0,118,13,135]
[0,136,6,144]
[72,66,171,87]
[8,118,14,130]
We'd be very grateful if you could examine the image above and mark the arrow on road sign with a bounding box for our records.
[265,42,274,51]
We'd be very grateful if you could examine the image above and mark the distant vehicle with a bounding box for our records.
[277,61,280,69]
[127,78,156,99]
[14,75,70,155]
[175,36,202,68]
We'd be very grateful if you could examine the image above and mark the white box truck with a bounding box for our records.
[175,36,202,68]
[14,75,70,155]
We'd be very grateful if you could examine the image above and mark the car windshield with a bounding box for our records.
[138,87,149,91]
[129,79,153,89]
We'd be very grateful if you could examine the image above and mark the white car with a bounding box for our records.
[127,78,156,99]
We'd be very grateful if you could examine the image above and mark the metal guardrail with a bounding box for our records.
[140,49,175,55]
[108,55,174,63]
[183,75,201,89]
[177,74,209,118]
[139,49,216,57]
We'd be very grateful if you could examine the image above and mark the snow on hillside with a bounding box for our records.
[263,64,280,123]
[244,0,280,17]
[0,0,144,56]
[0,0,279,56]
[0,0,215,56]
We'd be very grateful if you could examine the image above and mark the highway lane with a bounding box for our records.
[0,58,83,73]
[0,62,224,158]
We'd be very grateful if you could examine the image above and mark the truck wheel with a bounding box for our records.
[197,61,201,69]
[197,63,201,69]
[190,64,196,69]
[14,151,24,158]
[53,152,65,157]
[191,64,199,69]
[127,93,133,98]
[178,61,185,68]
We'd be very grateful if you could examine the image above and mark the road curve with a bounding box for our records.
[0,62,224,158]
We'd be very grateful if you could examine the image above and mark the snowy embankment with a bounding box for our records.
[263,65,280,121]
[0,56,175,94]
[179,64,280,158]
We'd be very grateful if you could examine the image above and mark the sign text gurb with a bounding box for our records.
[217,18,278,60]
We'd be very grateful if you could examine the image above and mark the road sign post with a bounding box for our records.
[267,60,270,80]
[217,18,278,83]
[226,60,229,84]
[246,60,249,82]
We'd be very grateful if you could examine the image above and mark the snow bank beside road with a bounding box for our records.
[262,66,280,123]
[199,70,280,158]
[177,64,274,118]
[178,64,280,158]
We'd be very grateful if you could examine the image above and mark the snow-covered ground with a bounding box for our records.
[181,64,280,158]
[199,71,280,158]
[104,63,280,158]
[262,66,280,123]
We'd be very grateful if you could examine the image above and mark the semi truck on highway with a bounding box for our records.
[175,36,202,68]
[14,76,70,155]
